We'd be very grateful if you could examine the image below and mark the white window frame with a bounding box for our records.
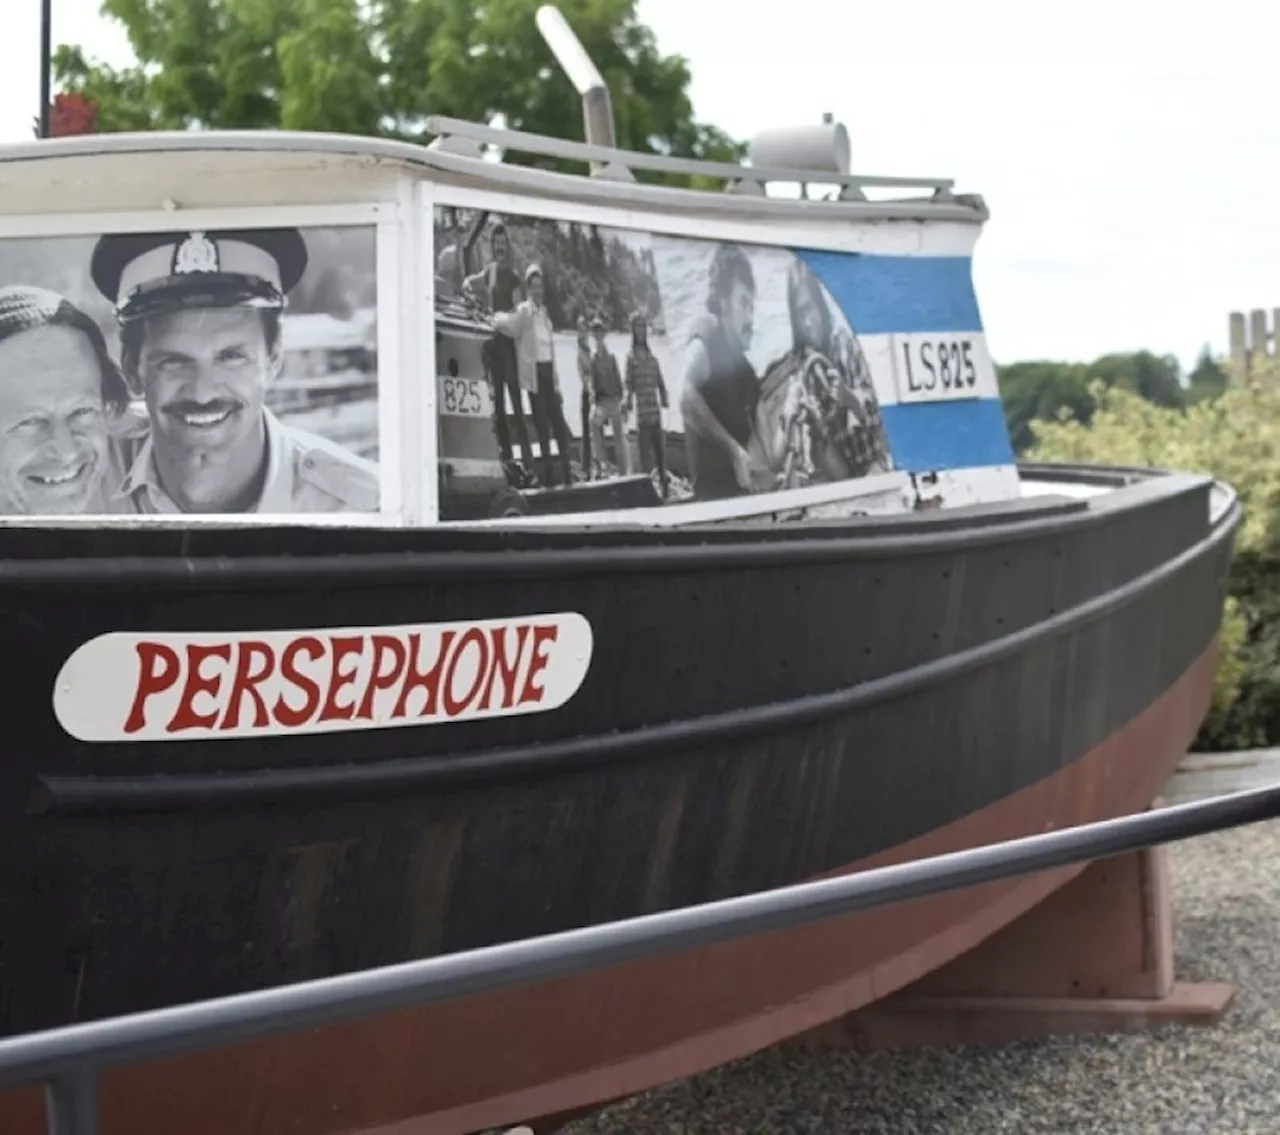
[423,183,929,529]
[427,184,981,258]
[0,201,404,528]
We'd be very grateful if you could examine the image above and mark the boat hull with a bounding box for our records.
[0,468,1237,1133]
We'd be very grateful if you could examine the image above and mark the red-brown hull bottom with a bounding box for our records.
[4,639,1218,1135]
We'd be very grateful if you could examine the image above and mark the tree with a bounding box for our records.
[32,92,101,138]
[997,360,1095,453]
[998,350,1190,456]
[53,0,744,187]
[1187,344,1229,404]
[1087,350,1184,409]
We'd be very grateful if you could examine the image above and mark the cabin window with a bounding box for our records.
[0,207,390,524]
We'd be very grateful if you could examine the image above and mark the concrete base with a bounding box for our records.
[802,842,1236,1052]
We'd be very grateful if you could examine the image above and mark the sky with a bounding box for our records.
[2,0,1278,373]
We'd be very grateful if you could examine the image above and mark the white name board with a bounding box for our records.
[53,613,594,743]
[885,332,996,404]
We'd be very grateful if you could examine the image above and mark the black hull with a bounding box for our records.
[0,469,1238,1038]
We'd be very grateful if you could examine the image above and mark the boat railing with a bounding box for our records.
[423,114,960,203]
[2,781,1278,1135]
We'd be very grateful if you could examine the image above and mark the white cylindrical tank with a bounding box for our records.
[748,116,851,176]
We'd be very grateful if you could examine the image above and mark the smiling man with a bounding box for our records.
[90,228,379,515]
[0,284,132,515]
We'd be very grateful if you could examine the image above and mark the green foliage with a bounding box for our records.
[998,350,1186,454]
[1187,344,1229,404]
[1026,360,1280,750]
[54,0,744,187]
[999,360,1095,453]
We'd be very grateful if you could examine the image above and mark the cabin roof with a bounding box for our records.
[0,121,988,227]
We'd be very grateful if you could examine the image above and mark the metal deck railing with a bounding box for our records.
[1,781,1278,1135]
[423,115,960,203]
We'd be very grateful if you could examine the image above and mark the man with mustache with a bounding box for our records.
[0,284,134,515]
[678,242,767,500]
[90,228,379,515]
[461,221,534,469]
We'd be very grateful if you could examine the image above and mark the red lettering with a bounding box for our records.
[443,628,490,717]
[393,631,455,719]
[219,641,275,731]
[274,636,324,727]
[357,634,408,720]
[167,644,232,732]
[518,624,559,705]
[479,625,530,711]
[317,635,367,722]
[110,618,575,739]
[123,642,181,734]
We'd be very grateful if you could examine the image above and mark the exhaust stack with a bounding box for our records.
[535,4,621,171]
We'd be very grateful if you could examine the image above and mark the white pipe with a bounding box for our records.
[534,5,616,150]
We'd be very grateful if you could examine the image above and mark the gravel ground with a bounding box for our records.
[561,820,1280,1135]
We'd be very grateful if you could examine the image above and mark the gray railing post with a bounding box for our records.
[45,1066,100,1135]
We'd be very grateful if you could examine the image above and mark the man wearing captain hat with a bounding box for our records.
[90,227,380,515]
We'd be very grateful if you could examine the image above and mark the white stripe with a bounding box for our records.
[442,457,511,478]
[858,331,999,407]
[911,466,1021,508]
[447,471,913,529]
[429,185,982,258]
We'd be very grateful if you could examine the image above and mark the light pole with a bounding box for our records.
[39,0,52,138]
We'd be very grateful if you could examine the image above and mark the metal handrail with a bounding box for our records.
[423,115,957,196]
[2,779,1278,1134]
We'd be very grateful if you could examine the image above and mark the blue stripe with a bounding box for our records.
[797,250,983,335]
[881,399,1015,471]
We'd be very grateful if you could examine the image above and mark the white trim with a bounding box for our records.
[0,200,402,530]
[1208,480,1235,525]
[373,207,405,520]
[0,512,394,529]
[0,202,391,241]
[417,179,441,524]
[430,185,980,258]
[914,466,1023,509]
[441,457,509,478]
[449,470,913,530]
[0,131,987,227]
[1019,476,1111,501]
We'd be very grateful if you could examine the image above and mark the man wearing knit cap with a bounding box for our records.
[0,285,135,515]
[90,228,380,515]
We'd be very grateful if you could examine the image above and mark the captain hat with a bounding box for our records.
[90,228,308,325]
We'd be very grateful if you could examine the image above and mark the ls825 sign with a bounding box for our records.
[889,333,996,404]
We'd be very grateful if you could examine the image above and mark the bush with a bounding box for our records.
[1025,359,1280,750]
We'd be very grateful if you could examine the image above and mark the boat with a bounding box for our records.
[0,10,1239,1134]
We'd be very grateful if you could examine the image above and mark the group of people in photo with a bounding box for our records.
[0,205,895,522]
[443,218,670,495]
[436,208,892,508]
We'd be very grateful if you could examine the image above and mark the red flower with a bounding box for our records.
[49,92,99,137]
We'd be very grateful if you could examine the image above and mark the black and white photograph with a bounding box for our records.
[432,203,891,521]
[0,223,380,518]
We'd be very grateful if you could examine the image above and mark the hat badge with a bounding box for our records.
[171,231,220,276]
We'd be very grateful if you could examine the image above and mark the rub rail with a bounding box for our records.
[4,780,1279,1135]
